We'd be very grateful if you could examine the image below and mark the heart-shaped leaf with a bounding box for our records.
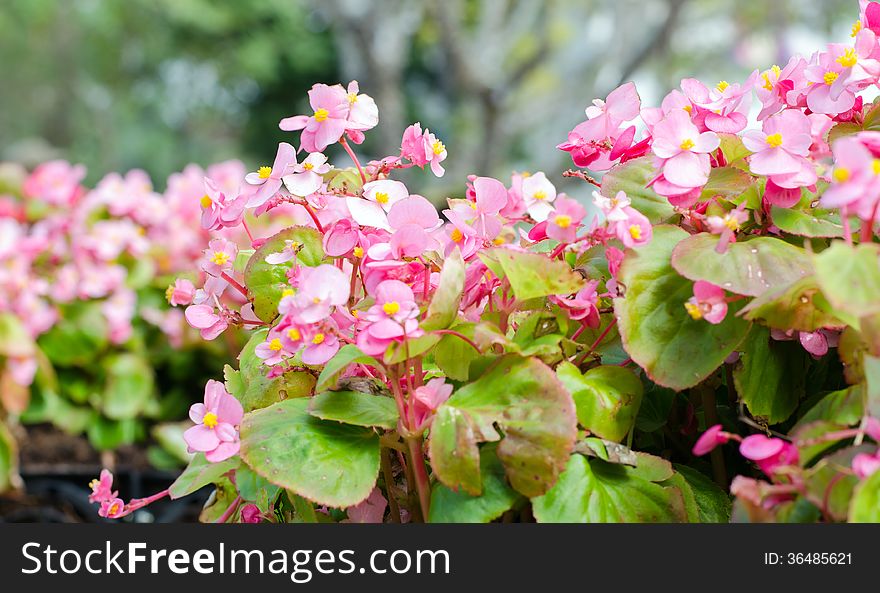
[169,453,240,499]
[556,362,643,442]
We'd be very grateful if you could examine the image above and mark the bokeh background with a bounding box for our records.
[0,0,858,200]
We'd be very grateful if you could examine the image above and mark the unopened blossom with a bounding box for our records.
[521,172,557,222]
[99,497,126,519]
[166,278,195,306]
[685,281,728,324]
[240,503,263,524]
[692,424,731,456]
[546,196,586,243]
[739,434,799,477]
[184,380,244,463]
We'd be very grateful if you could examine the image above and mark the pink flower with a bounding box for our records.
[755,57,808,121]
[357,280,423,356]
[546,196,586,243]
[821,136,880,221]
[593,190,630,223]
[166,278,195,306]
[521,172,557,222]
[343,81,379,134]
[684,75,756,134]
[742,109,816,191]
[443,177,506,240]
[651,109,719,189]
[410,378,453,432]
[684,281,728,324]
[363,179,408,212]
[739,435,799,477]
[201,238,238,277]
[88,469,117,504]
[550,280,600,328]
[240,503,263,524]
[692,424,730,456]
[612,206,652,248]
[185,303,229,341]
[201,177,245,231]
[322,218,360,257]
[99,497,126,519]
[245,142,297,208]
[399,123,447,177]
[852,452,880,479]
[184,380,244,463]
[282,152,330,197]
[279,83,350,152]
[23,160,86,206]
[292,264,350,323]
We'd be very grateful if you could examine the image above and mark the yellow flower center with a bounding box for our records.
[762,73,773,91]
[288,328,301,341]
[837,47,858,68]
[765,133,783,148]
[833,167,851,183]
[281,288,295,298]
[554,214,572,229]
[303,162,314,171]
[680,138,695,151]
[375,192,389,204]
[492,237,505,245]
[684,302,703,320]
[450,228,463,243]
[629,225,642,240]
[853,20,863,38]
[165,284,176,302]
[353,246,364,258]
[203,412,219,428]
[351,310,359,318]
[314,108,329,122]
[873,160,880,175]
[258,166,272,179]
[717,80,730,92]
[108,502,121,515]
[269,338,283,351]
[683,105,693,114]
[824,71,839,85]
[210,251,230,266]
[347,92,358,104]
[724,215,740,232]
[200,194,212,208]
[432,140,445,155]
[311,333,325,345]
[383,301,401,315]
[89,479,99,490]
[533,190,547,201]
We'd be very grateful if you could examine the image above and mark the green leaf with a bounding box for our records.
[429,355,577,497]
[383,333,441,365]
[421,247,464,331]
[324,168,365,194]
[770,206,844,238]
[169,453,240,499]
[315,344,378,392]
[484,248,585,301]
[244,226,324,322]
[239,398,380,507]
[671,233,812,297]
[308,391,399,430]
[798,386,863,427]
[429,444,523,523]
[600,157,675,223]
[433,325,479,381]
[556,362,643,442]
[814,241,880,318]
[740,276,845,332]
[614,226,750,391]
[235,465,281,507]
[234,328,314,412]
[718,133,752,165]
[674,464,731,523]
[87,417,139,451]
[38,303,108,366]
[531,454,688,523]
[0,421,20,493]
[700,167,753,202]
[733,325,807,424]
[102,354,155,420]
[827,121,861,144]
[849,470,880,522]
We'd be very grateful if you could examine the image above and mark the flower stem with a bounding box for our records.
[340,136,367,184]
[381,448,402,524]
[432,329,481,354]
[296,200,325,233]
[699,385,727,488]
[215,495,242,524]
[220,271,249,298]
[405,436,431,522]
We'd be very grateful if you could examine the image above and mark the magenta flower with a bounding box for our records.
[166,278,195,306]
[245,142,297,208]
[88,469,118,504]
[184,380,244,463]
[410,378,454,432]
[852,452,880,479]
[279,83,350,152]
[240,503,263,524]
[755,57,808,121]
[549,280,600,328]
[742,109,816,192]
[546,196,586,243]
[692,424,730,456]
[651,109,719,189]
[400,123,448,177]
[684,281,728,324]
[99,497,127,519]
[739,435,799,477]
[357,280,423,356]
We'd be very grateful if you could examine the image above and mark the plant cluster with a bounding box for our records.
[89,1,880,523]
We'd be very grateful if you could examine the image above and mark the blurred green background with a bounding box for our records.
[0,0,857,199]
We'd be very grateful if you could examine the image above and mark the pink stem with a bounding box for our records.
[340,136,367,184]
[220,271,249,298]
[216,495,243,524]
[433,329,481,354]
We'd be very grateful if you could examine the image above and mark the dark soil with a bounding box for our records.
[1,424,208,523]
